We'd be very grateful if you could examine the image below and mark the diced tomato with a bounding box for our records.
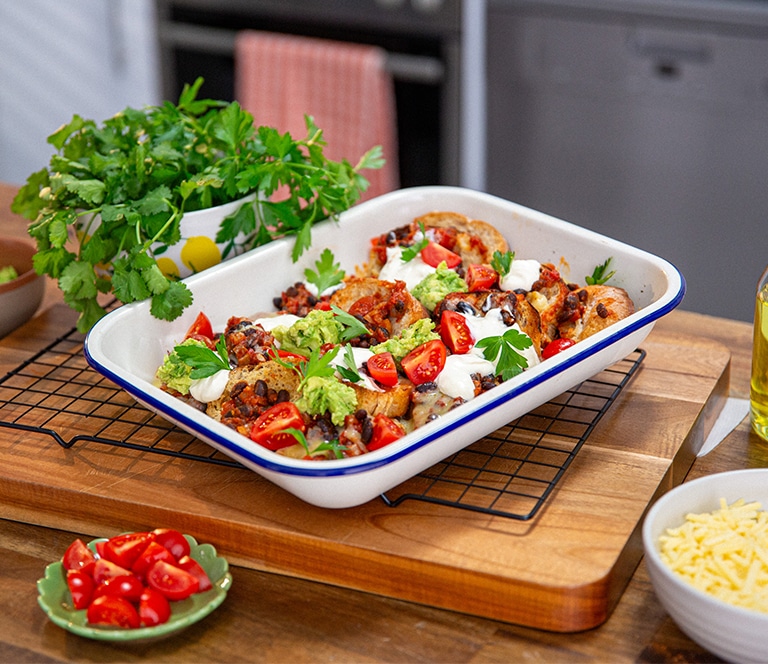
[400,339,447,385]
[146,560,200,601]
[86,595,140,629]
[184,312,214,341]
[62,538,96,575]
[542,338,577,359]
[151,529,190,561]
[92,574,144,603]
[139,587,172,627]
[131,541,177,579]
[176,555,213,592]
[439,310,474,355]
[367,414,406,451]
[92,558,132,585]
[366,352,399,387]
[249,401,306,451]
[267,347,307,363]
[102,531,153,570]
[420,242,462,269]
[66,570,95,610]
[466,264,498,291]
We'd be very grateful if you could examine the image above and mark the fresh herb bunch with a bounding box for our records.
[11,78,383,332]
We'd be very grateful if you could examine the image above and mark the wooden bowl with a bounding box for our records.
[0,237,45,338]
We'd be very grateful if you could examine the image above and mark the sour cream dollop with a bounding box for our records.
[189,368,230,403]
[329,346,383,392]
[499,259,541,292]
[377,246,436,290]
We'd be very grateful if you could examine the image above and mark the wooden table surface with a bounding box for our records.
[0,182,763,662]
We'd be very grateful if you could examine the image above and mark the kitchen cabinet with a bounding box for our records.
[486,0,768,321]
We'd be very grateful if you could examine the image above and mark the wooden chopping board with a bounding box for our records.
[0,306,730,632]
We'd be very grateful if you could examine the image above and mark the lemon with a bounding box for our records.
[180,236,221,273]
[156,257,180,278]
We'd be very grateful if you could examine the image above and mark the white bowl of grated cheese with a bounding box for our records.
[643,469,768,664]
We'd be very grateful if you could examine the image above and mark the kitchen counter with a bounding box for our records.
[0,182,761,662]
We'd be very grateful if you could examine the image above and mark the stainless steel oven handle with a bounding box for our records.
[158,22,445,85]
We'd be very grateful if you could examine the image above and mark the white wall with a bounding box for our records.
[0,0,161,185]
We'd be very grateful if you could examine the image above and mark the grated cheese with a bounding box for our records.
[659,498,768,613]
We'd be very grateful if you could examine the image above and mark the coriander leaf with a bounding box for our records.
[174,336,230,379]
[491,250,515,277]
[150,281,193,321]
[585,258,616,285]
[297,346,340,389]
[304,248,345,294]
[331,304,369,341]
[58,260,98,300]
[475,328,532,381]
[335,345,362,383]
[400,221,429,262]
[284,428,345,459]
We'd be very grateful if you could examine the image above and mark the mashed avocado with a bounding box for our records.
[155,337,206,395]
[372,318,439,361]
[411,262,468,312]
[0,265,18,284]
[272,309,344,355]
[295,375,357,426]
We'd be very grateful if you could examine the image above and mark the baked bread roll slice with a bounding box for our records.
[350,379,413,419]
[557,285,635,342]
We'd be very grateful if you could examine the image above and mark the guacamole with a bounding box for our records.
[295,375,357,426]
[0,265,18,284]
[272,309,344,355]
[372,318,439,361]
[155,337,206,394]
[411,262,468,312]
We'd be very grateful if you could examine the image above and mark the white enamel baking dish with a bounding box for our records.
[84,186,685,508]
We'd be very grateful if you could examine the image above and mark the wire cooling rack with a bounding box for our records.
[0,325,644,520]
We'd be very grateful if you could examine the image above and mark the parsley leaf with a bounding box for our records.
[304,248,345,294]
[400,221,429,262]
[474,328,533,381]
[490,250,515,277]
[173,336,230,379]
[335,344,362,383]
[585,258,616,285]
[331,304,370,341]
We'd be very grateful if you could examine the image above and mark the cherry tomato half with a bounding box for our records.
[366,351,399,387]
[249,401,306,451]
[176,555,213,592]
[86,595,140,629]
[92,558,132,585]
[139,587,172,627]
[151,528,190,561]
[62,538,96,575]
[131,541,177,579]
[466,264,498,292]
[400,339,447,386]
[439,310,474,355]
[367,414,406,451]
[542,338,577,359]
[184,312,214,341]
[102,531,153,570]
[93,573,145,603]
[146,560,200,601]
[66,570,95,610]
[420,242,462,269]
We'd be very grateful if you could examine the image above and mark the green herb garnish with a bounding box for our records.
[490,250,515,277]
[173,335,230,379]
[304,248,345,294]
[295,346,340,389]
[284,428,345,459]
[334,344,362,383]
[585,258,616,285]
[331,304,370,341]
[400,221,429,262]
[12,77,383,333]
[474,328,532,381]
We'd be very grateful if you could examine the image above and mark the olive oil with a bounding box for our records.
[750,275,768,441]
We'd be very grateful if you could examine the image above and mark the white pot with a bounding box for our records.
[153,194,257,279]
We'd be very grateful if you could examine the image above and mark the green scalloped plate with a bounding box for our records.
[37,534,232,642]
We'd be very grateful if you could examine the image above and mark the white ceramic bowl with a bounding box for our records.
[0,237,45,338]
[84,186,685,508]
[642,469,768,664]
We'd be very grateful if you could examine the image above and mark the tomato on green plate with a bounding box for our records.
[37,534,232,642]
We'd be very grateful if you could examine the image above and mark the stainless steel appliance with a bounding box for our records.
[486,0,768,322]
[154,0,468,189]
